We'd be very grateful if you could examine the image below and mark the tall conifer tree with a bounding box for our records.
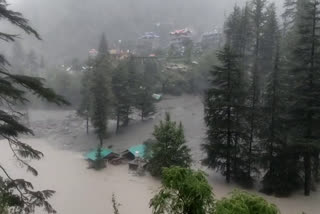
[91,33,112,150]
[112,59,132,133]
[203,46,247,183]
[288,0,320,196]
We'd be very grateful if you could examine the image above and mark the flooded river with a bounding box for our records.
[0,95,319,214]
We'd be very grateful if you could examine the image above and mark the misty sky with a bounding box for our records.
[5,0,285,64]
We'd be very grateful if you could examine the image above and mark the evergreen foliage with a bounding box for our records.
[257,13,302,196]
[286,0,320,196]
[79,61,93,134]
[150,167,282,214]
[90,33,113,168]
[242,0,267,184]
[123,56,140,126]
[259,38,301,196]
[112,60,132,133]
[91,60,110,145]
[146,113,191,177]
[203,0,320,197]
[0,0,68,212]
[260,3,279,89]
[225,4,252,61]
[135,85,156,121]
[203,46,248,184]
[135,60,157,120]
[98,33,109,56]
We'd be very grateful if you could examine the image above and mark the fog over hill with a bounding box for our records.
[5,0,284,64]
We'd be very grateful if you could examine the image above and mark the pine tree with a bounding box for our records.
[224,3,252,91]
[91,34,112,167]
[225,4,253,61]
[282,0,307,33]
[239,3,254,67]
[146,113,192,177]
[203,46,247,184]
[260,39,282,193]
[135,60,157,121]
[282,0,298,33]
[0,1,68,212]
[123,56,140,126]
[142,59,160,88]
[224,5,253,184]
[98,33,109,56]
[242,0,267,184]
[224,5,242,50]
[282,0,305,58]
[79,59,93,134]
[135,85,156,121]
[260,3,279,90]
[250,0,267,94]
[260,37,301,196]
[288,0,320,196]
[112,60,132,133]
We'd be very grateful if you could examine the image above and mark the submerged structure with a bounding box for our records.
[85,148,119,161]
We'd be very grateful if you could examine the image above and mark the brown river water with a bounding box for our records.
[0,95,319,214]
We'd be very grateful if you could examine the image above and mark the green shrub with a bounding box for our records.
[216,190,280,214]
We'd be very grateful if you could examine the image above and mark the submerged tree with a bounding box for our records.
[146,113,191,177]
[90,33,112,168]
[135,85,156,121]
[0,0,68,212]
[150,167,215,214]
[112,60,131,133]
[79,63,92,134]
[122,56,140,126]
[135,60,157,121]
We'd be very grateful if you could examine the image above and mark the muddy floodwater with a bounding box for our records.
[1,95,320,214]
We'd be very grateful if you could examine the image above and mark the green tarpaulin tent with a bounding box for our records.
[128,144,146,158]
[85,148,114,161]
